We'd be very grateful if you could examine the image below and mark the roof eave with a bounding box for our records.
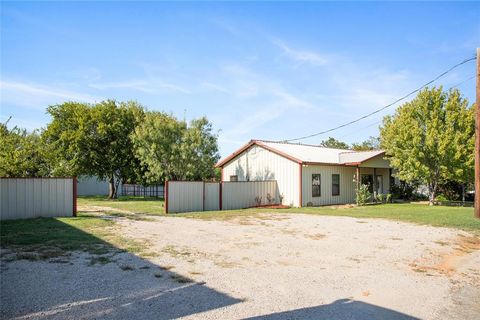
[216,140,303,168]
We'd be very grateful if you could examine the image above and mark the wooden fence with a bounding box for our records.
[165,180,279,213]
[0,178,77,220]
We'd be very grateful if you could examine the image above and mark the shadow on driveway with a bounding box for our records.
[0,217,242,320]
[246,298,419,320]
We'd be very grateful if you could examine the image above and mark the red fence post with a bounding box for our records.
[165,180,169,214]
[203,181,206,211]
[72,176,77,217]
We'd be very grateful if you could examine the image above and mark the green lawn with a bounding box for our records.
[78,195,165,215]
[1,214,155,260]
[77,196,480,234]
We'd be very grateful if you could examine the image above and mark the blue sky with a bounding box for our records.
[1,1,478,157]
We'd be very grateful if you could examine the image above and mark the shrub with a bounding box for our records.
[386,193,392,203]
[376,193,385,203]
[435,194,448,202]
[356,184,372,206]
[390,181,418,200]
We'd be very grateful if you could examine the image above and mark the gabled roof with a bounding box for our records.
[216,140,385,167]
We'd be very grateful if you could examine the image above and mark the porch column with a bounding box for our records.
[356,166,360,192]
[373,167,377,198]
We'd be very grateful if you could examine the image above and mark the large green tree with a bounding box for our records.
[380,87,474,204]
[132,112,219,183]
[43,100,145,198]
[319,137,350,149]
[0,121,51,177]
[351,136,381,151]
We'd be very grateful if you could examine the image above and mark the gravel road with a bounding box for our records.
[1,213,479,319]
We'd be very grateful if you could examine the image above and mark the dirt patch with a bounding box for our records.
[410,235,480,276]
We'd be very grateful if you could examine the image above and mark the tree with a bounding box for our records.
[380,87,475,204]
[43,100,145,198]
[132,113,220,183]
[319,137,350,149]
[0,121,51,177]
[351,136,381,151]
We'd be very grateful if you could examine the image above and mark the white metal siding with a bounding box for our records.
[204,182,220,211]
[360,156,390,168]
[222,145,299,207]
[167,181,204,213]
[221,181,279,210]
[77,176,110,196]
[302,165,358,206]
[0,178,74,220]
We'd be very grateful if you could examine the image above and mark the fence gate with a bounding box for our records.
[204,182,220,211]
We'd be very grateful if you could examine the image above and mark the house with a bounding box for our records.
[216,140,392,207]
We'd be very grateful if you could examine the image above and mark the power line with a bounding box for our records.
[335,73,476,140]
[338,119,382,140]
[282,55,476,143]
[451,74,476,88]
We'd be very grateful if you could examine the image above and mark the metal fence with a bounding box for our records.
[121,184,164,198]
[0,177,76,220]
[165,180,279,213]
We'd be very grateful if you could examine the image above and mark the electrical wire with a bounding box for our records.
[281,55,476,143]
[335,73,476,140]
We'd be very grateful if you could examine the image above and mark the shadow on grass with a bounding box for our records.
[246,298,419,320]
[0,217,241,320]
[79,195,163,202]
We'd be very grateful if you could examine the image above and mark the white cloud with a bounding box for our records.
[89,79,190,94]
[273,39,328,66]
[199,82,230,94]
[217,63,318,144]
[0,80,102,109]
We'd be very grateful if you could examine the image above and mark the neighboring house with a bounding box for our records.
[216,140,392,207]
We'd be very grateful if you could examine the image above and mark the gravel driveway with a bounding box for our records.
[2,213,479,320]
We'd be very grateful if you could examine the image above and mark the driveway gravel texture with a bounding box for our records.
[1,212,479,320]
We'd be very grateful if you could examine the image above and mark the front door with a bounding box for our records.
[361,174,374,193]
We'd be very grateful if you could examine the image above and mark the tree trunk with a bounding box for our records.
[108,176,116,199]
[428,183,437,206]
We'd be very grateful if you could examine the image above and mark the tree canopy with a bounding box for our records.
[43,100,145,198]
[380,87,474,203]
[351,136,381,151]
[319,137,350,149]
[0,120,50,177]
[132,112,219,183]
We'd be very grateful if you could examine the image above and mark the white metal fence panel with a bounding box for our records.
[0,178,75,220]
[204,182,220,211]
[165,180,279,213]
[166,181,204,213]
[222,181,280,210]
[77,176,110,196]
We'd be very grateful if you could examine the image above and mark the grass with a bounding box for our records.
[170,274,193,283]
[178,204,480,234]
[78,195,480,234]
[0,213,155,260]
[78,195,165,215]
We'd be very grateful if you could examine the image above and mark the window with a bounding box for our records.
[312,174,321,197]
[332,174,340,196]
[230,175,238,182]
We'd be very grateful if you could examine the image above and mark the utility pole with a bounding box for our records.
[475,48,480,218]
